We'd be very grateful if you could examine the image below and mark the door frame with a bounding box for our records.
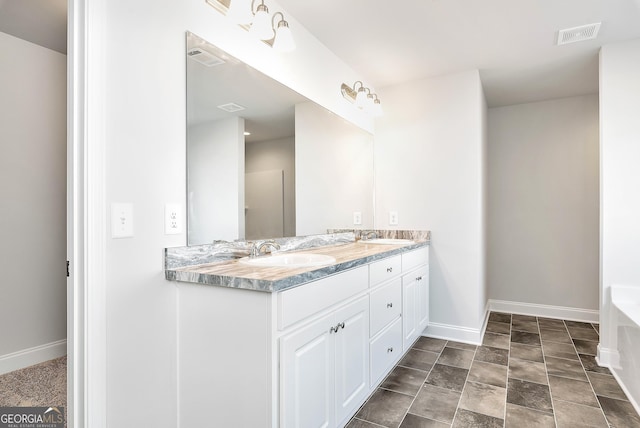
[67,0,107,426]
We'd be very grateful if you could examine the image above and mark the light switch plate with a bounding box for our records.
[165,203,182,235]
[111,203,134,238]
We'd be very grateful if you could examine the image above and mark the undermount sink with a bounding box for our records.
[358,238,415,245]
[238,253,337,268]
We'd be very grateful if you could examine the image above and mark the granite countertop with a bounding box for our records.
[165,233,430,293]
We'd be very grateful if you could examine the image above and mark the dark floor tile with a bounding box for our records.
[553,399,609,427]
[482,332,510,350]
[486,321,510,335]
[598,395,640,428]
[474,345,509,366]
[548,375,599,408]
[509,358,548,384]
[437,347,474,370]
[566,326,599,342]
[452,408,503,428]
[587,372,627,400]
[565,320,595,329]
[459,381,506,419]
[399,349,439,372]
[511,330,541,346]
[539,327,573,345]
[507,378,553,413]
[573,339,597,356]
[545,356,588,381]
[510,342,544,363]
[489,312,511,324]
[579,354,611,375]
[542,341,579,361]
[537,317,567,331]
[505,403,556,428]
[512,318,539,333]
[425,364,469,392]
[356,388,414,428]
[468,360,507,388]
[413,337,447,353]
[400,413,450,428]
[446,341,477,352]
[381,366,428,397]
[346,418,383,428]
[512,314,537,323]
[409,384,461,424]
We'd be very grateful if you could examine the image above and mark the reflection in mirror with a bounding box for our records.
[186,32,374,245]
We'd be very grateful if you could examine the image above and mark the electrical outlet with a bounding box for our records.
[165,203,182,235]
[389,211,398,225]
[111,203,134,238]
[353,211,362,225]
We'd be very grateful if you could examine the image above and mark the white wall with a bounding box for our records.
[188,117,244,244]
[296,102,375,234]
[488,95,600,315]
[0,32,67,372]
[82,0,378,425]
[245,136,296,237]
[374,70,487,342]
[599,38,640,367]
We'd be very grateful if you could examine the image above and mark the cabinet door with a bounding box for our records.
[402,277,418,351]
[417,266,429,331]
[280,313,335,428]
[334,297,370,425]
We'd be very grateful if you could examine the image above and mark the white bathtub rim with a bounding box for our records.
[611,284,640,328]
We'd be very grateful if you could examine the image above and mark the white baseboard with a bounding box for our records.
[0,339,67,375]
[489,299,599,323]
[596,344,621,370]
[423,322,483,345]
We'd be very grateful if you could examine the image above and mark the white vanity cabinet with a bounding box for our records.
[176,244,429,428]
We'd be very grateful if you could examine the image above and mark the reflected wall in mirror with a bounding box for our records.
[186,32,374,245]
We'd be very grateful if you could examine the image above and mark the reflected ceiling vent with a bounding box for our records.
[187,46,226,66]
[557,23,601,45]
[217,103,246,112]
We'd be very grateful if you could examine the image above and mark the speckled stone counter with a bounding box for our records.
[165,231,430,293]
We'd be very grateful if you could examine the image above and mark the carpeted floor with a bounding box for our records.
[0,356,67,424]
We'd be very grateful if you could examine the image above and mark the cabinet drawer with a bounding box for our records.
[369,255,401,287]
[402,246,429,272]
[370,317,403,386]
[278,266,368,330]
[370,279,401,337]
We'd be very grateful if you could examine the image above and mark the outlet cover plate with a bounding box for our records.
[165,203,183,235]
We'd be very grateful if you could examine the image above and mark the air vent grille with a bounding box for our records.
[557,23,601,45]
[187,47,226,67]
[217,103,246,113]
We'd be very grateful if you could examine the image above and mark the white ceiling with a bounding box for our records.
[277,0,640,106]
[2,0,639,106]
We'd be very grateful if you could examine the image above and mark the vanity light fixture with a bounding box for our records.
[207,0,296,52]
[341,81,383,116]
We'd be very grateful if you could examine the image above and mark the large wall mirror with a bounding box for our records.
[186,32,374,245]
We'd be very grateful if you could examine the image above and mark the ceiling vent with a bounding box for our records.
[217,103,246,113]
[187,47,226,67]
[557,23,601,45]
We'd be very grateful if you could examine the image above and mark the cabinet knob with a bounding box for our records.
[386,267,393,273]
[387,347,394,353]
[330,326,337,334]
[416,276,422,281]
[386,302,393,308]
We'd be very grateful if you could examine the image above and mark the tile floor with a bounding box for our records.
[347,312,640,428]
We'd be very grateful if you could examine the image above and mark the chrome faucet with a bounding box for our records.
[250,240,281,258]
[361,231,378,241]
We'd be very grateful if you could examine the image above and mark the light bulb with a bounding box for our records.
[272,20,295,52]
[250,3,274,41]
[226,0,253,25]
